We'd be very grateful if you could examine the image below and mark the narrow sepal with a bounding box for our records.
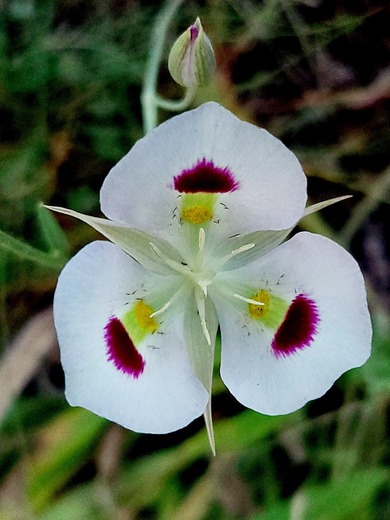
[184,292,218,453]
[45,205,184,274]
[215,196,354,271]
[213,228,292,271]
[304,196,352,217]
[204,399,216,456]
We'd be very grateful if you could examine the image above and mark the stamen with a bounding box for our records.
[219,243,255,265]
[149,300,172,318]
[198,279,209,297]
[231,243,256,256]
[149,242,187,274]
[195,287,211,345]
[198,227,206,252]
[234,293,265,306]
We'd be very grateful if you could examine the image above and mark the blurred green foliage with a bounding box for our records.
[0,0,389,518]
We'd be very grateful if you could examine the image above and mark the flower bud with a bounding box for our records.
[168,17,216,88]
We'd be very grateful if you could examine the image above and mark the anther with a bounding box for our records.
[198,227,206,252]
[219,243,255,266]
[195,287,212,345]
[149,300,172,318]
[234,293,265,306]
[149,242,187,274]
[198,279,209,297]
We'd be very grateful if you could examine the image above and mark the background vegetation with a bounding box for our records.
[0,0,389,518]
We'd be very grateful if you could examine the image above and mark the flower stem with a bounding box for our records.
[141,0,190,133]
[154,86,196,112]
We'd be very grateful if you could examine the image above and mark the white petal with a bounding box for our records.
[100,102,307,237]
[54,241,208,433]
[214,232,371,415]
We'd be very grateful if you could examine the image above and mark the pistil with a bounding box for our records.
[150,230,216,345]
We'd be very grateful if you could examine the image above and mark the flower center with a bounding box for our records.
[149,228,258,346]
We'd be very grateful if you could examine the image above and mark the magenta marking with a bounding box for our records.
[190,25,199,41]
[105,317,145,378]
[173,158,239,193]
[272,294,319,358]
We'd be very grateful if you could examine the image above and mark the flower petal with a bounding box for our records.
[100,102,307,237]
[213,232,371,415]
[54,241,208,433]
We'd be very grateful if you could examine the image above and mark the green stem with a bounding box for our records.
[155,86,196,112]
[141,0,186,133]
[0,229,66,270]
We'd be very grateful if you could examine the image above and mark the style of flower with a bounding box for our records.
[49,102,371,453]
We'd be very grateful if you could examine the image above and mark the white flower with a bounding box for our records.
[49,103,371,452]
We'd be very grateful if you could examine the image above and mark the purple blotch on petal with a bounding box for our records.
[105,316,145,377]
[173,158,239,193]
[272,294,319,358]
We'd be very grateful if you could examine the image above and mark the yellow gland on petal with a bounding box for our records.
[182,206,213,224]
[135,301,159,333]
[121,300,159,346]
[249,289,270,318]
[248,289,289,330]
[180,193,217,225]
